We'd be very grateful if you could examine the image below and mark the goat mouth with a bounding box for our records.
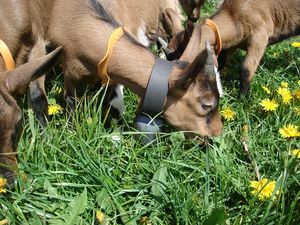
[183,132,213,145]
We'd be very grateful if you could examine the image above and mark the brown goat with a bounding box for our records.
[1,0,184,128]
[0,47,62,185]
[0,0,64,184]
[47,0,223,137]
[98,0,184,119]
[169,0,300,95]
[63,0,185,121]
[0,0,56,126]
[99,0,183,47]
[104,0,206,42]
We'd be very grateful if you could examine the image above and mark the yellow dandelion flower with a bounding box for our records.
[279,124,300,138]
[259,99,278,112]
[0,219,8,225]
[291,42,300,48]
[221,106,236,121]
[48,104,63,116]
[281,94,292,104]
[292,149,300,158]
[0,177,7,193]
[261,85,271,94]
[294,89,300,100]
[277,87,287,96]
[96,211,105,224]
[280,81,289,88]
[250,178,277,201]
[277,87,293,104]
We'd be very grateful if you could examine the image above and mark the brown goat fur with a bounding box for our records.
[61,0,185,121]
[98,0,183,46]
[0,0,55,183]
[0,0,56,126]
[47,0,223,137]
[170,0,300,94]
[100,0,207,42]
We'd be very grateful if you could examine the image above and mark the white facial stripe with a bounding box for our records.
[214,66,224,97]
[158,36,168,48]
[137,26,150,47]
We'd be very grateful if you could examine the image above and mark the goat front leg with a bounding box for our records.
[0,148,17,186]
[104,84,124,125]
[240,33,268,95]
[218,47,236,70]
[64,76,77,112]
[28,38,48,126]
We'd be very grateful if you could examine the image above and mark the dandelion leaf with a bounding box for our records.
[96,188,114,213]
[203,207,226,225]
[109,193,137,225]
[151,166,169,197]
[29,212,43,225]
[49,188,87,225]
[44,179,58,197]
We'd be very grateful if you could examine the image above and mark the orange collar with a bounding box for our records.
[98,27,125,85]
[0,39,15,71]
[205,19,222,56]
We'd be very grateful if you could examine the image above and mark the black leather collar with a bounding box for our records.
[141,58,174,117]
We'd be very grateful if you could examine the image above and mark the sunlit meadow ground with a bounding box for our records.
[1,1,300,224]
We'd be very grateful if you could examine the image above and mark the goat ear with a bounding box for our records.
[203,41,216,78]
[170,41,216,89]
[164,21,194,61]
[172,45,207,89]
[185,20,195,35]
[5,46,63,95]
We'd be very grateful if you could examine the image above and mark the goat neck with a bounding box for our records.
[106,35,181,97]
[179,23,215,62]
[180,11,238,62]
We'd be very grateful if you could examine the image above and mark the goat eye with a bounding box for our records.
[201,103,212,111]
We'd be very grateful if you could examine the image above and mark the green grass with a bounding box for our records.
[1,2,300,224]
